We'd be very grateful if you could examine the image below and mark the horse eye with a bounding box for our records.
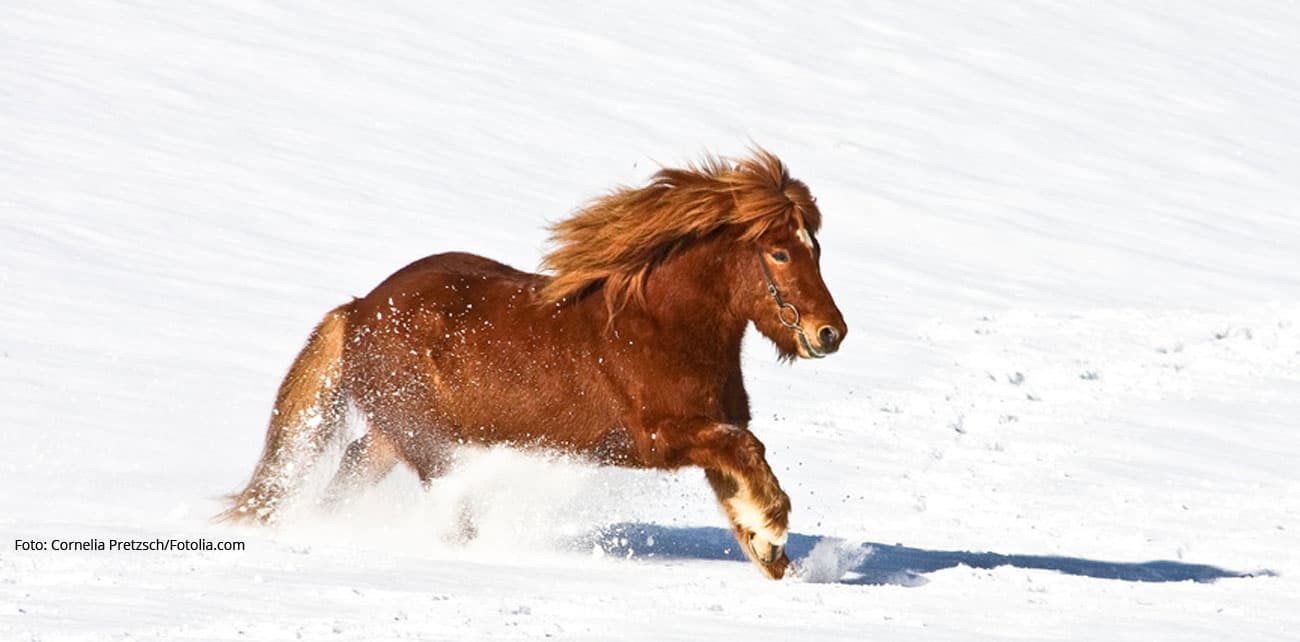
[770,250,790,263]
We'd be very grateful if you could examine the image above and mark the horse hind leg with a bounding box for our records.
[400,437,479,544]
[321,419,476,544]
[371,426,481,543]
[321,429,401,510]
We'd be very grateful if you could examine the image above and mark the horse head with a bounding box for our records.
[744,218,846,360]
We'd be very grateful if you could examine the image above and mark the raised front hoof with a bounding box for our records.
[746,533,790,580]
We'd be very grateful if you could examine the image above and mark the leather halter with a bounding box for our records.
[756,247,814,352]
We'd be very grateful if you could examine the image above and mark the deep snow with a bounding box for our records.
[2,1,1299,640]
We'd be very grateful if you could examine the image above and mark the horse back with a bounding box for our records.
[378,251,540,288]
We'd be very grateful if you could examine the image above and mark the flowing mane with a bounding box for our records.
[539,149,822,313]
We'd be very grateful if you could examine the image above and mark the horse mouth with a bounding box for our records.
[797,331,827,359]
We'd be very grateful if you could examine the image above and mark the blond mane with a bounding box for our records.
[540,149,821,314]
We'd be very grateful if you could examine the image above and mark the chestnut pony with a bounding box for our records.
[219,150,846,579]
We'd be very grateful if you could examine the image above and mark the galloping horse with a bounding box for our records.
[219,150,846,579]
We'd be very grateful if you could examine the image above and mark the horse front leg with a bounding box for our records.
[704,468,791,579]
[640,421,792,579]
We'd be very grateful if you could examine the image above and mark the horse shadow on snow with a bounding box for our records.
[582,523,1272,586]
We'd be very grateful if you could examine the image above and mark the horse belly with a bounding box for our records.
[433,341,621,452]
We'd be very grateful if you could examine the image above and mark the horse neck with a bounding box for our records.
[633,236,749,362]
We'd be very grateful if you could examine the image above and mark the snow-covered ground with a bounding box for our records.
[3,0,1299,639]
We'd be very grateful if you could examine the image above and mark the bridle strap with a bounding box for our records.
[756,247,804,332]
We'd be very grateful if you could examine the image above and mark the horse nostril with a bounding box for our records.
[817,326,840,353]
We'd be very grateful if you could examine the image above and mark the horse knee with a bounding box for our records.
[702,424,768,470]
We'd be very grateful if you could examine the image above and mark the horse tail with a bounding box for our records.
[216,301,355,524]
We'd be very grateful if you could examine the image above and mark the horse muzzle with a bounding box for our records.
[797,323,843,359]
